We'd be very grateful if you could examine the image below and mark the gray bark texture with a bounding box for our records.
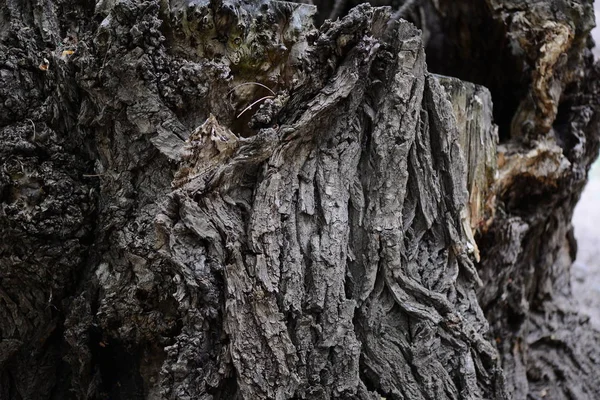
[0,0,598,399]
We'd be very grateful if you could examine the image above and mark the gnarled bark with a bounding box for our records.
[0,1,599,400]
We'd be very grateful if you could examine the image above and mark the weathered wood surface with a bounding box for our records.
[438,76,498,260]
[0,1,599,399]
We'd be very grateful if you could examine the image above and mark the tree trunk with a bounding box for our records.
[0,1,598,399]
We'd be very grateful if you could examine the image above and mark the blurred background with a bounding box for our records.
[571,0,600,328]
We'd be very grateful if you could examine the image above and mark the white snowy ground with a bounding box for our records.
[573,163,600,328]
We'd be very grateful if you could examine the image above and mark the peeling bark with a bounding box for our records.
[0,1,599,400]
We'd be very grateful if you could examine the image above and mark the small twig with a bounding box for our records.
[101,38,113,72]
[27,119,36,141]
[227,82,275,97]
[45,289,58,311]
[329,0,348,21]
[237,96,274,119]
[82,173,106,178]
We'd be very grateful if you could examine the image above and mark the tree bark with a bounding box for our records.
[0,1,598,400]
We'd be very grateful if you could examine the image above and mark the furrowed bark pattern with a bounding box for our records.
[334,1,600,399]
[1,0,599,400]
[478,58,600,400]
[157,4,506,399]
[419,1,600,399]
[413,1,600,399]
[0,0,97,398]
